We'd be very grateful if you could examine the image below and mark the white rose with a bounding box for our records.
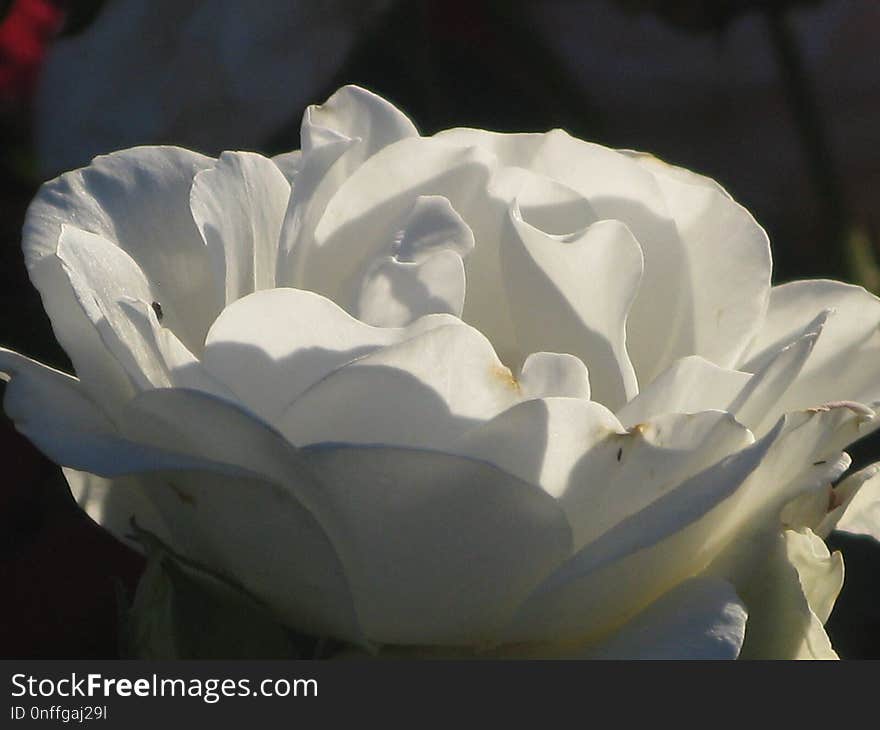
[3,86,879,658]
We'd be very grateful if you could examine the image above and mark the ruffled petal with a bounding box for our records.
[501,402,871,645]
[501,422,782,644]
[829,463,880,541]
[202,288,462,425]
[277,86,420,287]
[734,530,841,660]
[25,146,219,356]
[190,151,290,304]
[455,401,753,550]
[280,323,523,449]
[503,211,642,409]
[616,356,749,427]
[56,226,227,398]
[741,280,880,411]
[352,195,474,326]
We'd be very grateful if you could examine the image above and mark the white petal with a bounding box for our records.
[25,146,219,355]
[780,453,853,536]
[288,137,495,307]
[270,150,302,182]
[115,387,365,641]
[504,212,642,409]
[202,288,460,424]
[0,348,211,476]
[729,310,827,434]
[733,530,840,659]
[435,128,688,383]
[561,411,754,549]
[352,194,474,326]
[64,468,174,550]
[455,400,752,550]
[136,468,361,642]
[280,323,522,449]
[519,352,590,400]
[277,86,420,288]
[619,150,732,197]
[355,251,466,327]
[451,397,623,501]
[190,151,290,304]
[501,421,781,644]
[631,152,772,369]
[56,226,225,397]
[1,351,361,642]
[831,463,880,540]
[741,280,880,410]
[616,356,750,427]
[276,136,354,286]
[302,444,571,645]
[301,84,418,157]
[582,577,746,660]
[785,529,843,624]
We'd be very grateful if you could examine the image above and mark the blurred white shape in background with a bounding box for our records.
[35,0,390,177]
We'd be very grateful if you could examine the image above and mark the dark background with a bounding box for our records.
[1,0,878,658]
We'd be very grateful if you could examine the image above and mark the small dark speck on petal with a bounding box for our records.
[616,447,622,462]
[151,301,163,322]
[813,460,827,466]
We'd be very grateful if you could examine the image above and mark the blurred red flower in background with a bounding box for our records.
[0,0,65,107]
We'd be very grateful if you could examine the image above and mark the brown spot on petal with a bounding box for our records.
[490,364,521,393]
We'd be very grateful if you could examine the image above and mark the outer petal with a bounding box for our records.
[0,349,212,476]
[25,146,219,356]
[121,387,572,645]
[728,311,827,434]
[733,530,841,660]
[56,226,227,397]
[301,444,572,645]
[741,280,880,411]
[455,400,753,550]
[502,404,871,646]
[64,469,174,550]
[628,151,772,370]
[580,577,746,660]
[190,151,291,304]
[830,464,880,540]
[0,361,362,642]
[501,423,782,645]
